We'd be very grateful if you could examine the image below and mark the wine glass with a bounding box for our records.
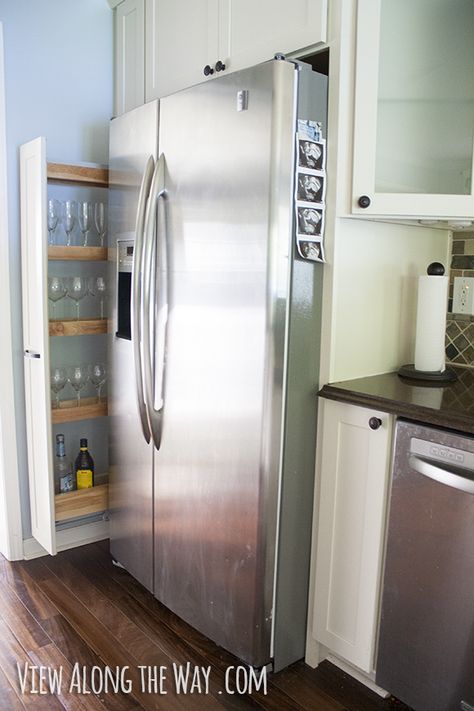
[88,276,107,318]
[47,199,60,245]
[89,362,107,403]
[66,276,88,319]
[50,367,67,409]
[78,201,93,247]
[47,276,67,318]
[62,200,77,246]
[94,202,106,247]
[67,364,89,407]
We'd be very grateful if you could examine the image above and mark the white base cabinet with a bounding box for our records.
[310,398,393,673]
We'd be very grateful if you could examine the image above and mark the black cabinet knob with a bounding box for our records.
[215,60,226,72]
[203,65,214,77]
[358,195,371,208]
[369,417,382,430]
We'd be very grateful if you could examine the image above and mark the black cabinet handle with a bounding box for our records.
[358,195,371,208]
[215,60,226,72]
[203,65,214,77]
[369,417,382,430]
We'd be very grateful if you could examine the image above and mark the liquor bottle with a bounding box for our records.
[75,438,94,489]
[55,434,74,494]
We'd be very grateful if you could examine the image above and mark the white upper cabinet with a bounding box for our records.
[145,0,219,100]
[114,0,145,116]
[144,0,327,102]
[218,0,327,75]
[352,0,474,219]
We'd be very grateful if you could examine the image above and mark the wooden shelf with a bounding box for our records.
[52,397,108,424]
[48,246,107,261]
[47,162,108,187]
[55,483,108,522]
[49,318,107,337]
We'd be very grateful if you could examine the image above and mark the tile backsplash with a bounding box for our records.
[446,231,474,368]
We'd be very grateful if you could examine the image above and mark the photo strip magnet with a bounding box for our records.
[297,238,325,263]
[296,170,325,205]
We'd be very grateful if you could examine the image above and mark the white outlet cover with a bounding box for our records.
[453,276,474,315]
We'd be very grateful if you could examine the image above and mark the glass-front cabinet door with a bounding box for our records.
[352,0,474,220]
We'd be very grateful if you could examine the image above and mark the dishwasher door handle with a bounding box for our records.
[409,455,474,495]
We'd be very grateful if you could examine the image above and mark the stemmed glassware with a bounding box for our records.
[89,276,107,318]
[78,201,93,247]
[94,202,106,247]
[67,364,89,407]
[50,367,67,409]
[62,200,77,247]
[47,276,67,318]
[89,363,107,403]
[66,276,88,319]
[47,199,60,245]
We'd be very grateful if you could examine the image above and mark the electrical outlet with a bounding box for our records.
[453,276,474,315]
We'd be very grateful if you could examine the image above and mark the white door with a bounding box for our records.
[219,0,327,74]
[312,399,392,672]
[115,0,145,115]
[145,0,219,100]
[352,0,474,219]
[20,138,55,555]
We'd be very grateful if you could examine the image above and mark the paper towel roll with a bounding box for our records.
[414,274,448,372]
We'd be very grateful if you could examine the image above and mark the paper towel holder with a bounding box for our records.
[398,262,457,383]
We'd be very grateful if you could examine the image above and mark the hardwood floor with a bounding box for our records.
[0,542,411,710]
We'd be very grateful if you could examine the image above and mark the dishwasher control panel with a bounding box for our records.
[410,436,474,470]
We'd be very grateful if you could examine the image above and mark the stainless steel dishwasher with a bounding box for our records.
[376,419,474,711]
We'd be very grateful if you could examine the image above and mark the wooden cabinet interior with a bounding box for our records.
[48,160,109,524]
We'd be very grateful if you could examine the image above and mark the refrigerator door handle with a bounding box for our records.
[142,154,167,450]
[132,155,155,444]
[409,455,474,495]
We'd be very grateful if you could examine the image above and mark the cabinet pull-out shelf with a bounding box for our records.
[48,246,108,261]
[49,318,108,337]
[47,162,108,187]
[55,483,108,522]
[52,397,108,424]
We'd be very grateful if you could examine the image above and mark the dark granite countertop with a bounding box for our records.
[319,366,474,435]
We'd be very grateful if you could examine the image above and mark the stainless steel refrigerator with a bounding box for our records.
[108,59,327,671]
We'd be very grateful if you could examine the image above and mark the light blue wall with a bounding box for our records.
[0,0,113,537]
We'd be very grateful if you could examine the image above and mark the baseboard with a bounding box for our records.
[23,520,109,560]
[324,653,389,698]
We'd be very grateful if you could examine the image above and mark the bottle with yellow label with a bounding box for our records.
[75,438,94,489]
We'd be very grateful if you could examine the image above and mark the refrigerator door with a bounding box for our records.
[153,60,297,665]
[108,101,158,592]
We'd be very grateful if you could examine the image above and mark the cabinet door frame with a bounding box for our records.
[20,137,56,556]
[218,0,327,75]
[0,23,23,561]
[115,0,145,116]
[352,0,474,219]
[312,398,393,672]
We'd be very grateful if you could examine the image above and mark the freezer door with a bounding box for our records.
[108,101,158,592]
[153,60,297,666]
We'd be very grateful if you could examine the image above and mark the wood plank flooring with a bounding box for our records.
[0,542,411,710]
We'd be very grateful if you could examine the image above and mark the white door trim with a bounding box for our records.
[0,22,24,561]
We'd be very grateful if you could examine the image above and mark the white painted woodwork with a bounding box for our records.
[115,0,145,115]
[352,0,474,218]
[0,23,23,561]
[145,0,326,100]
[330,219,450,382]
[312,399,393,672]
[219,0,327,74]
[20,138,55,556]
[145,0,218,101]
